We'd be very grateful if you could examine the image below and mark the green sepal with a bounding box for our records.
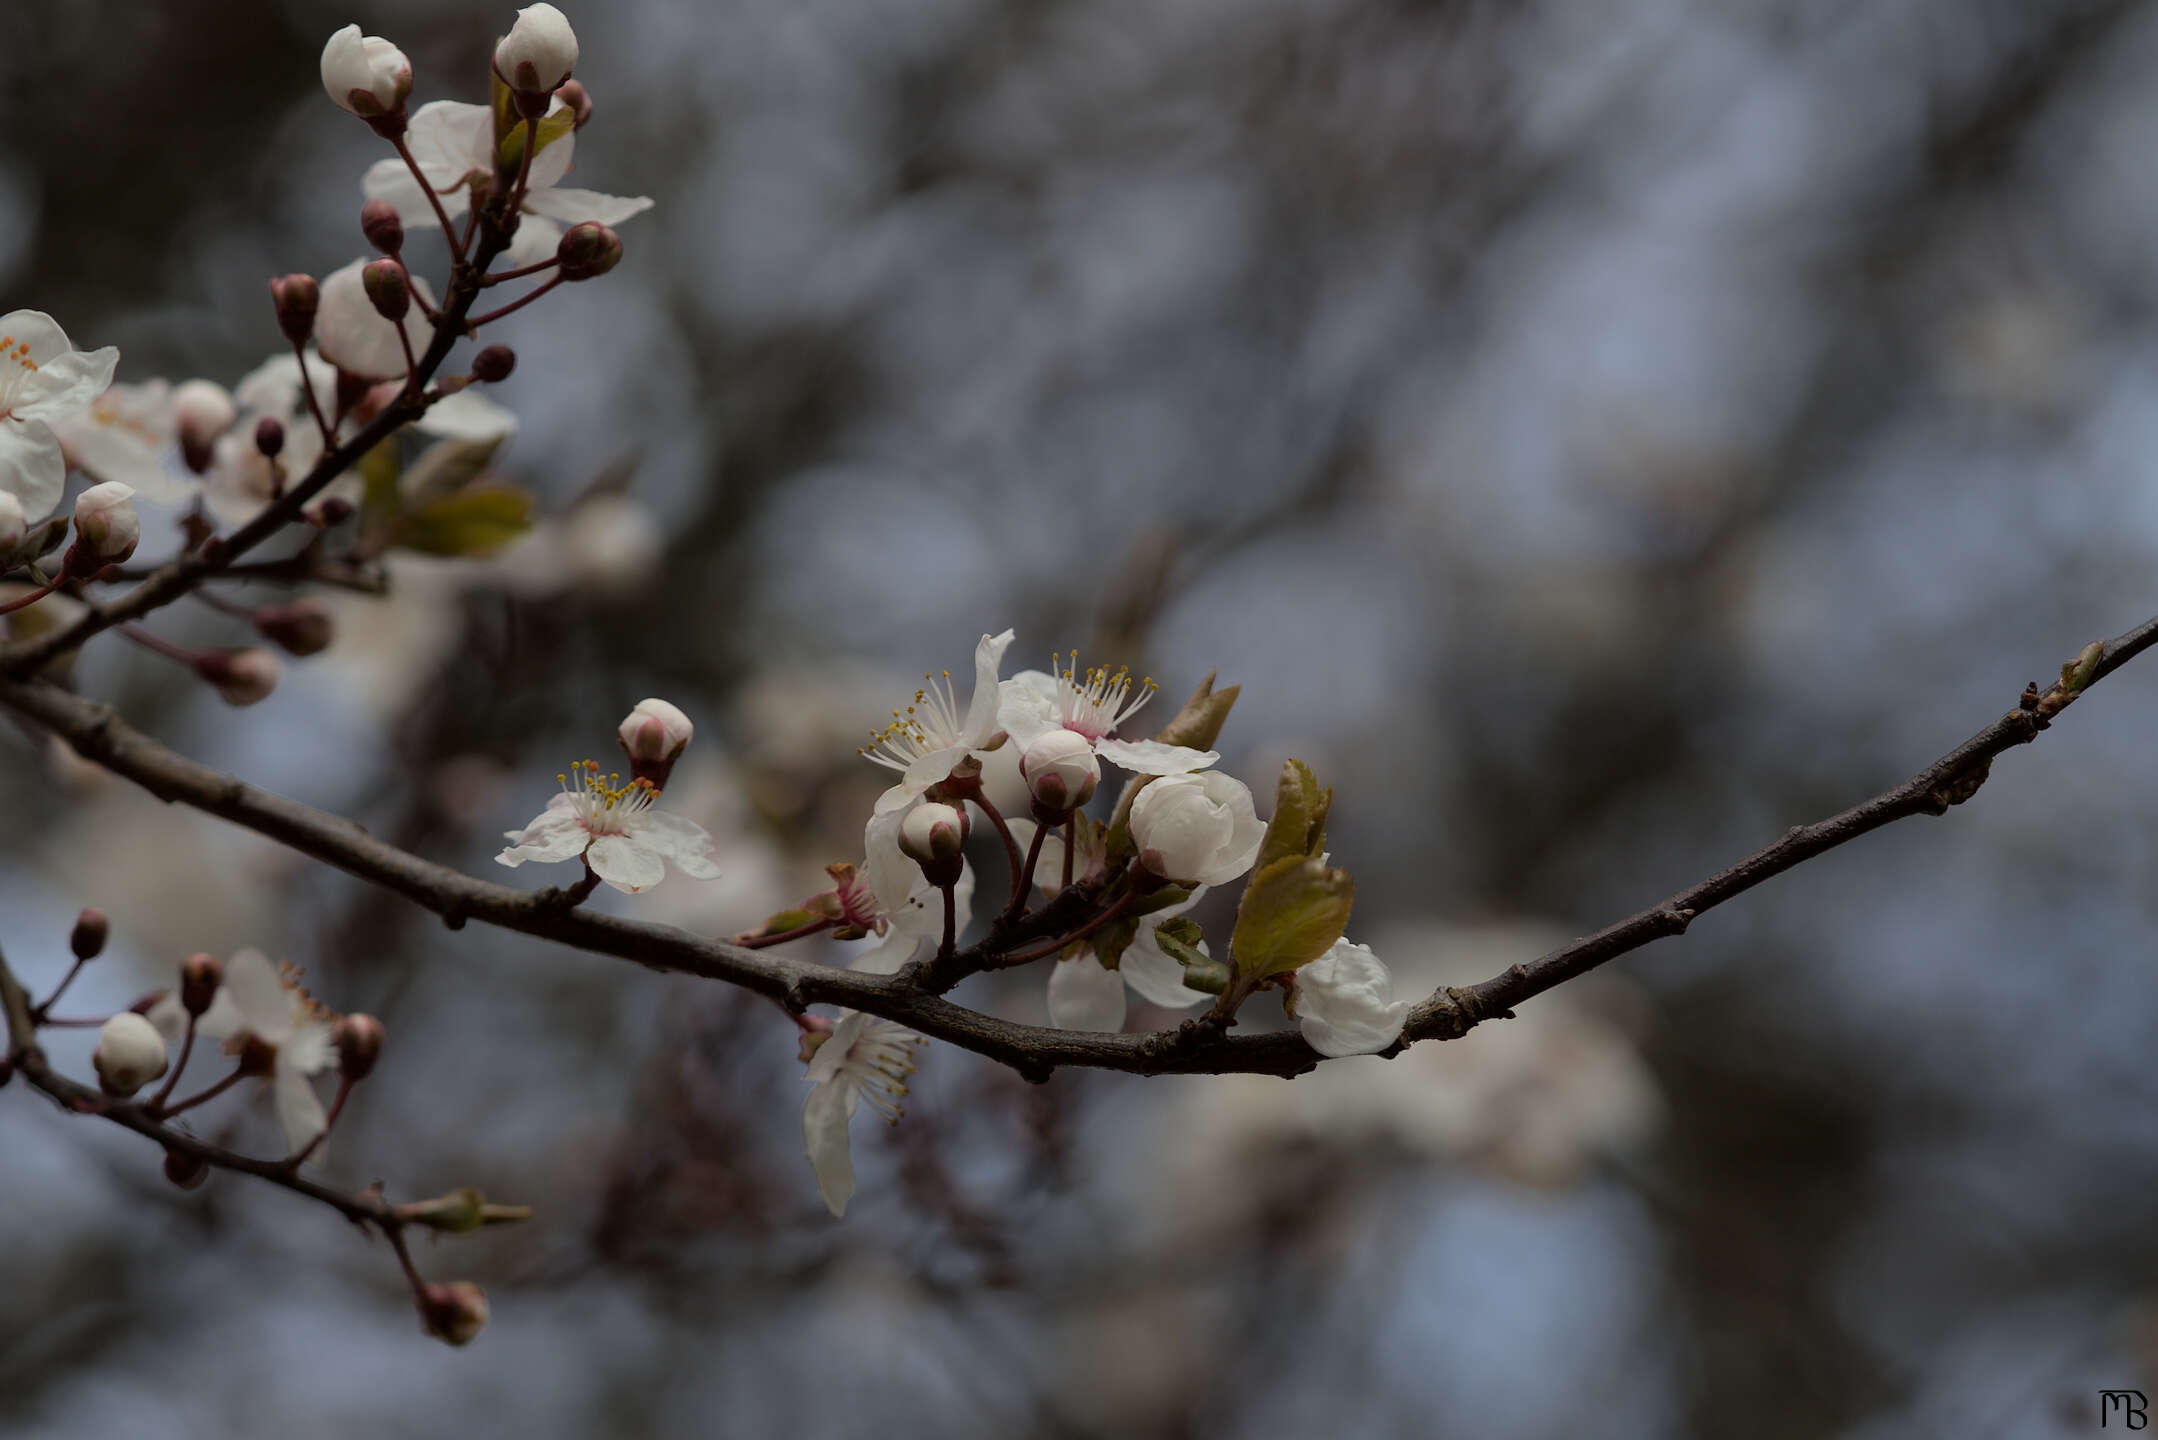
[1228,855,1354,981]
[395,482,535,556]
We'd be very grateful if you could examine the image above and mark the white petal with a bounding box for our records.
[361,157,449,230]
[284,1017,338,1077]
[1295,940,1410,1058]
[587,834,665,893]
[275,1063,330,1162]
[313,258,436,382]
[144,992,190,1048]
[996,669,1059,748]
[503,214,564,269]
[0,311,72,361]
[1005,819,1065,895]
[629,810,721,879]
[863,806,917,920]
[495,800,590,866]
[402,101,492,188]
[1046,955,1127,1033]
[521,187,654,228]
[802,1077,858,1217]
[1119,923,1211,1010]
[887,857,969,941]
[12,347,120,422]
[0,421,65,521]
[525,122,577,194]
[223,948,290,1036]
[848,933,920,975]
[416,389,517,441]
[1096,739,1218,776]
[898,741,970,794]
[959,629,1017,745]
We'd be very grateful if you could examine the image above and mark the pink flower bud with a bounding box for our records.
[270,274,320,347]
[0,490,24,556]
[554,78,593,129]
[361,258,410,323]
[556,222,622,281]
[254,415,285,457]
[72,481,139,563]
[361,198,404,256]
[71,908,108,961]
[180,952,223,1017]
[172,380,236,474]
[320,24,412,120]
[164,1148,211,1190]
[193,648,281,707]
[419,1281,490,1347]
[93,1013,169,1097]
[334,1013,384,1081]
[617,697,692,788]
[898,801,968,864]
[255,600,335,657]
[494,4,578,94]
[1020,727,1099,813]
[471,344,517,383]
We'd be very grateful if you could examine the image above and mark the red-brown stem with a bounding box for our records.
[154,1066,246,1119]
[147,1011,196,1112]
[395,320,422,402]
[393,136,465,262]
[1062,816,1076,891]
[1005,822,1050,921]
[191,588,256,620]
[118,622,199,667]
[740,916,835,950]
[289,336,335,448]
[466,273,564,327]
[939,880,957,962]
[394,258,442,323]
[30,955,91,1022]
[508,116,538,212]
[1000,888,1136,967]
[34,1015,108,1029]
[481,256,559,287]
[970,792,1027,908]
[0,579,63,617]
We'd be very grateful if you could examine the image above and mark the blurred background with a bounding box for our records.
[4,0,2158,1435]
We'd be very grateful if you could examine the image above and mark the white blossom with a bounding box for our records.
[314,258,435,382]
[320,24,412,118]
[801,1011,922,1217]
[51,379,195,503]
[496,759,721,893]
[92,1013,168,1097]
[158,949,340,1158]
[71,481,138,562]
[494,4,579,93]
[998,652,1218,777]
[1294,939,1410,1058]
[0,311,118,524]
[860,628,1014,813]
[1044,894,1212,1033]
[1127,771,1264,887]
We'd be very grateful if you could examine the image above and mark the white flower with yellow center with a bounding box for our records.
[0,311,119,524]
[999,651,1218,776]
[801,1011,923,1217]
[860,629,1015,808]
[150,948,339,1160]
[496,760,721,893]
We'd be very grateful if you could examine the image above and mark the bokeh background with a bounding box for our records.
[5,0,2158,1435]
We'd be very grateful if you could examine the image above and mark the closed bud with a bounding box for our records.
[361,259,410,323]
[270,274,320,346]
[72,481,139,563]
[180,952,223,1017]
[164,1148,210,1190]
[193,647,282,707]
[93,1012,169,1097]
[334,1013,384,1081]
[470,344,517,383]
[254,415,285,457]
[314,496,356,528]
[556,222,622,281]
[255,600,335,657]
[70,908,109,961]
[0,490,24,557]
[360,198,404,255]
[419,1281,489,1347]
[172,380,236,474]
[494,4,579,94]
[1128,771,1264,887]
[898,801,968,864]
[617,697,692,789]
[1021,727,1099,814]
[320,24,412,122]
[553,78,593,129]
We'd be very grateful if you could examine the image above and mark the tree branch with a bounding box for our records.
[2,614,2153,1081]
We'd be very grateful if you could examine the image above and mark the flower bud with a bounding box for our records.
[93,1012,169,1097]
[320,24,413,121]
[1128,771,1264,887]
[193,648,282,707]
[180,952,223,1018]
[1020,727,1099,813]
[494,4,579,94]
[172,380,237,474]
[617,697,692,789]
[315,496,356,528]
[70,908,109,961]
[419,1281,489,1347]
[254,415,285,457]
[72,481,139,563]
[361,259,411,323]
[164,1148,210,1190]
[0,490,24,557]
[334,1013,384,1081]
[553,78,593,129]
[556,222,622,281]
[254,600,335,657]
[470,344,517,383]
[360,198,404,256]
[269,274,320,347]
[402,1186,484,1233]
[898,801,968,864]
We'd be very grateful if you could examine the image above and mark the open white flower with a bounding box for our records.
[51,380,192,504]
[496,759,720,893]
[1045,895,1212,1032]
[860,629,1015,812]
[1294,939,1409,1057]
[801,1011,922,1217]
[0,311,119,524]
[1128,771,1264,887]
[148,948,340,1158]
[998,652,1217,776]
[361,100,653,267]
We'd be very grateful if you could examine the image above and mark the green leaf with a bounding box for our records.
[496,106,576,177]
[1228,855,1354,981]
[1253,759,1331,873]
[396,483,535,557]
[400,434,504,509]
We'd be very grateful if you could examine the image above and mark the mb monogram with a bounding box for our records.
[2103,1390,2149,1429]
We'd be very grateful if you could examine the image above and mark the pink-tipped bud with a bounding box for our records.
[494,4,578,94]
[419,1281,489,1347]
[270,274,320,347]
[93,1013,169,1098]
[617,697,692,789]
[554,78,593,129]
[898,801,968,865]
[334,1013,384,1081]
[254,600,335,657]
[180,952,223,1018]
[320,24,413,121]
[361,259,410,323]
[71,481,139,564]
[1020,727,1099,814]
[71,908,109,961]
[172,380,237,474]
[556,222,622,282]
[254,415,285,458]
[471,344,517,383]
[164,1148,210,1190]
[360,198,404,255]
[193,648,282,707]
